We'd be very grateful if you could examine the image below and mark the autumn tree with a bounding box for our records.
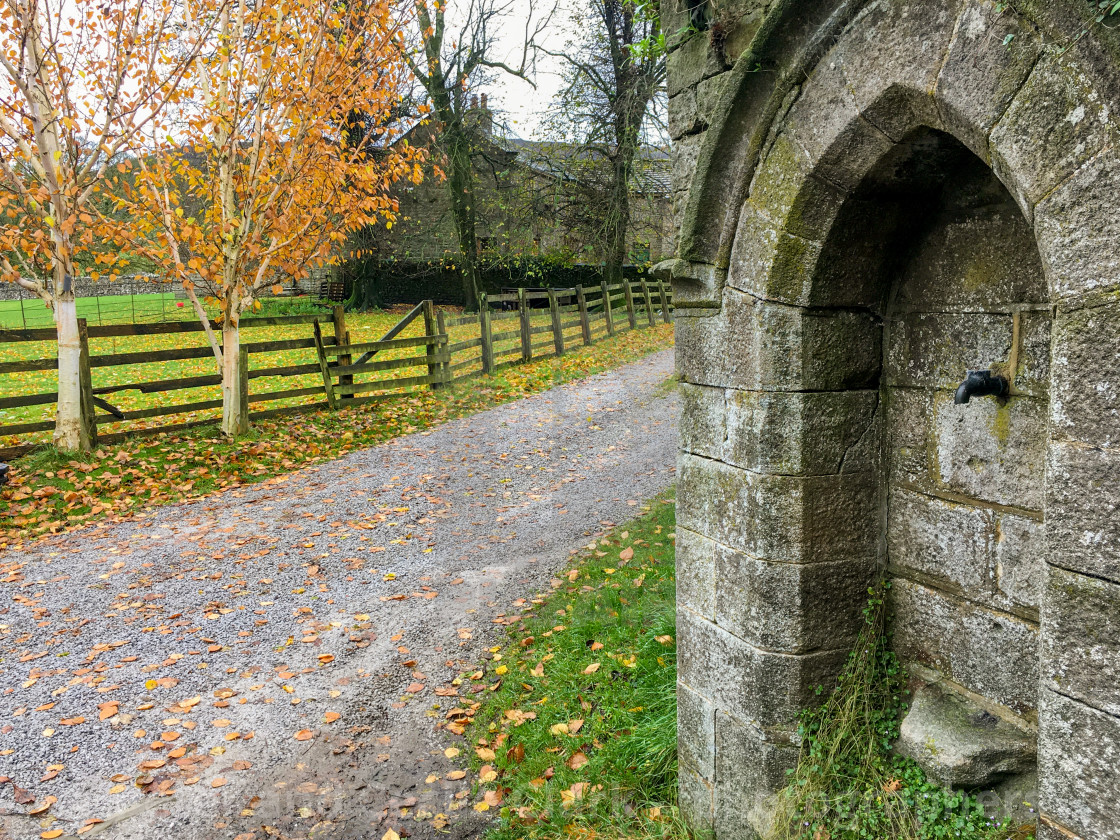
[0,0,211,451]
[123,0,420,437]
[541,0,666,284]
[401,0,553,309]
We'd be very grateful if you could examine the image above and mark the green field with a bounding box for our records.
[0,296,579,449]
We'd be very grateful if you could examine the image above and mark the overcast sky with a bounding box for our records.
[477,4,568,138]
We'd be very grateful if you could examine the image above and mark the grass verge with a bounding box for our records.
[461,490,686,840]
[0,323,673,546]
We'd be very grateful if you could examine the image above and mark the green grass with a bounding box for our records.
[0,301,566,445]
[0,291,337,329]
[461,490,687,840]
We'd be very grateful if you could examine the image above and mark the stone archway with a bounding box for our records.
[670,2,1120,839]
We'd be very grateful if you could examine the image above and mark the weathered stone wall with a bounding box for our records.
[667,0,1120,838]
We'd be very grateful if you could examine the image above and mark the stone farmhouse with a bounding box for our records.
[363,97,675,269]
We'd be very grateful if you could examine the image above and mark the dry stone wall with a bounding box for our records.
[665,0,1120,838]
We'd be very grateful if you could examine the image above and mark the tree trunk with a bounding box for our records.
[220,320,246,437]
[53,292,88,451]
[446,134,481,311]
[603,156,632,287]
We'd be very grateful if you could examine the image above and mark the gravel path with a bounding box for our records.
[0,349,678,840]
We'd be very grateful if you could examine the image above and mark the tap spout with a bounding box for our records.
[954,369,1008,404]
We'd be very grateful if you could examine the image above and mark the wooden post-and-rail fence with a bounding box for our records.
[0,280,672,460]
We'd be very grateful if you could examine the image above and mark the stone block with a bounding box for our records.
[896,683,1036,788]
[677,608,848,726]
[890,577,1039,715]
[993,513,1045,611]
[1015,309,1051,399]
[667,31,723,97]
[935,0,1043,160]
[671,132,706,202]
[673,297,756,388]
[1051,301,1120,448]
[668,85,701,140]
[1039,689,1120,840]
[746,131,847,243]
[831,0,959,140]
[716,546,874,654]
[885,387,935,486]
[678,382,726,460]
[727,200,824,307]
[782,43,895,192]
[676,453,878,566]
[1045,442,1120,585]
[675,291,883,392]
[885,311,1013,390]
[932,391,1048,511]
[1042,565,1120,718]
[676,526,718,621]
[888,488,995,594]
[678,763,714,835]
[725,388,880,476]
[991,45,1117,218]
[1035,148,1120,298]
[890,203,1047,315]
[678,681,716,778]
[756,301,883,391]
[714,712,799,840]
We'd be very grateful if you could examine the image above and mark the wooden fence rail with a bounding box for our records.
[0,280,672,459]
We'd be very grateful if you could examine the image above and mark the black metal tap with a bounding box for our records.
[954,369,1009,404]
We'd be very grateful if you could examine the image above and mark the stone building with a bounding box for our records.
[366,99,674,267]
[663,1,1120,838]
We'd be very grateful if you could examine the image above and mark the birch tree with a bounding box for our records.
[0,0,207,451]
[124,0,420,437]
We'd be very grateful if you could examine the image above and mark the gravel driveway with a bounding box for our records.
[0,349,678,840]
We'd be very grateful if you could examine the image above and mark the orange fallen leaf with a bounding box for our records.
[211,777,227,788]
[582,663,600,675]
[323,712,341,723]
[294,729,314,741]
[40,831,63,839]
[567,752,589,770]
[619,547,634,561]
[28,795,57,815]
[59,716,85,726]
[231,760,252,771]
[97,702,119,721]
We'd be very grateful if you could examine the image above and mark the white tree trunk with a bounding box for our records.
[53,295,86,451]
[220,320,245,437]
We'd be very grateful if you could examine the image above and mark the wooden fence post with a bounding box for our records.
[623,280,638,330]
[238,348,250,432]
[547,288,565,356]
[575,285,592,345]
[313,320,337,410]
[517,287,531,362]
[479,293,494,374]
[657,278,672,323]
[639,277,656,327]
[77,318,97,449]
[332,305,352,401]
[422,300,442,390]
[600,280,615,336]
[436,308,451,384]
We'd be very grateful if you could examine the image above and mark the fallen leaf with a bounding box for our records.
[28,795,57,815]
[211,777,227,788]
[567,752,589,770]
[323,712,341,723]
[619,547,634,561]
[582,663,600,675]
[294,729,314,741]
